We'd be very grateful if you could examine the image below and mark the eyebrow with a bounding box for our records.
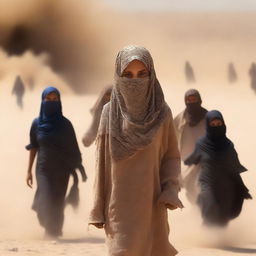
[211,118,222,122]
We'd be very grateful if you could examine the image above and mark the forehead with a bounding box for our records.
[45,91,59,98]
[124,60,147,71]
[118,47,152,74]
[186,95,198,100]
[209,117,222,123]
[210,117,221,121]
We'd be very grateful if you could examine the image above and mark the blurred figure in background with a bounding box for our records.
[89,45,183,256]
[12,75,25,109]
[174,89,208,203]
[185,110,252,227]
[27,76,35,90]
[82,85,112,147]
[184,61,196,84]
[26,87,86,239]
[228,62,238,84]
[249,62,256,93]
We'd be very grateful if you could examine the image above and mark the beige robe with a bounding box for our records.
[174,110,205,203]
[89,107,181,256]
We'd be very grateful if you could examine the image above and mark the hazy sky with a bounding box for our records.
[103,0,256,11]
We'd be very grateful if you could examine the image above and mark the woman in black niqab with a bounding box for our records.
[184,89,207,127]
[26,87,86,238]
[184,110,252,227]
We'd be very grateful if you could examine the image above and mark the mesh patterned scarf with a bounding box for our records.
[99,45,169,161]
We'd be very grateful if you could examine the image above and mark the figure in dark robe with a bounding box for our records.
[184,61,196,83]
[228,62,238,84]
[249,62,256,93]
[26,87,86,238]
[184,110,252,227]
[12,75,25,109]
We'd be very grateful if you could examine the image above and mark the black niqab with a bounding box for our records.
[197,110,232,153]
[185,89,207,127]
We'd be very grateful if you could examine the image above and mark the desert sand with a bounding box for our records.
[1,1,256,255]
[1,78,256,256]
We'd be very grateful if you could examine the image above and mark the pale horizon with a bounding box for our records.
[103,0,256,11]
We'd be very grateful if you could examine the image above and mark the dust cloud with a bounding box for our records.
[1,1,256,255]
[0,0,105,92]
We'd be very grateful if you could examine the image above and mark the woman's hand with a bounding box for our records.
[166,203,178,210]
[158,186,184,210]
[26,172,33,188]
[91,223,105,229]
[26,148,37,188]
[165,202,184,210]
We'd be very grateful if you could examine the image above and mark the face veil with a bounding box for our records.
[184,89,207,127]
[198,110,232,153]
[38,86,63,135]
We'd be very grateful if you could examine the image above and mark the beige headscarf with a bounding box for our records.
[90,86,113,115]
[99,45,169,161]
[82,86,112,147]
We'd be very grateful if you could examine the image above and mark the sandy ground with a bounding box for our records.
[1,77,256,256]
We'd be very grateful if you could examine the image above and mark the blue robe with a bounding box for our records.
[27,116,82,236]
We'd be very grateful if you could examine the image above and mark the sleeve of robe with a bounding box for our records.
[82,107,103,147]
[25,118,39,150]
[158,110,184,210]
[89,134,106,224]
[229,146,247,174]
[173,110,187,151]
[62,119,88,182]
[65,119,82,169]
[184,144,201,166]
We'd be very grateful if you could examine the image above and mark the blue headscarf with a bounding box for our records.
[38,87,63,135]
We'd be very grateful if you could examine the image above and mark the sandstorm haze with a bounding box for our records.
[0,0,256,92]
[1,1,256,255]
[0,0,105,92]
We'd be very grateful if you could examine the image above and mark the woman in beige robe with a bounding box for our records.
[89,45,183,256]
[174,89,207,203]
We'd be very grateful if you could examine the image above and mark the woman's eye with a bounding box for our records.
[138,71,149,78]
[122,72,133,78]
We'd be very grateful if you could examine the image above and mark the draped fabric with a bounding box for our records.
[83,86,112,147]
[98,45,168,161]
[197,110,232,153]
[90,46,182,256]
[184,110,252,226]
[26,87,85,236]
[174,89,207,203]
[184,89,207,127]
[38,87,63,136]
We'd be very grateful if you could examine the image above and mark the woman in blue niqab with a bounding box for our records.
[26,87,86,238]
[38,86,63,135]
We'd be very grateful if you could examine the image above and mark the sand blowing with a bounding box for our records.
[1,75,256,256]
[1,0,256,255]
